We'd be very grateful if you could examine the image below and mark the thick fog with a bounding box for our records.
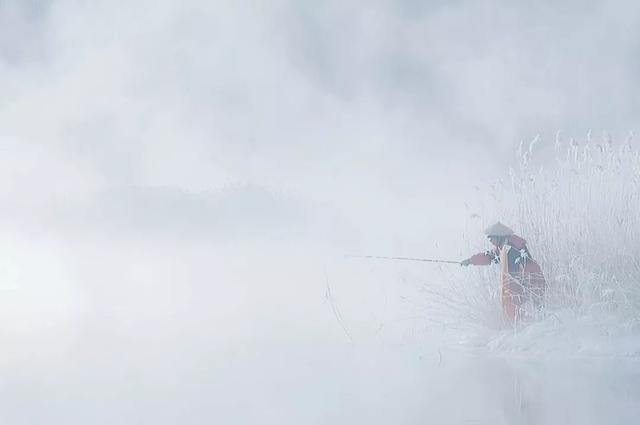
[2,1,640,424]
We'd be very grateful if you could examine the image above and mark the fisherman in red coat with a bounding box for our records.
[461,222,546,321]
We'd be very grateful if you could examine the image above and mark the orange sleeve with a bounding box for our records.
[469,251,498,266]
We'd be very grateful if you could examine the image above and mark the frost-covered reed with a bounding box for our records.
[428,134,640,332]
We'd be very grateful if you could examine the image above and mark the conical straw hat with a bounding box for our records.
[484,222,514,237]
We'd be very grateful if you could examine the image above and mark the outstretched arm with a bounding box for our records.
[461,250,498,266]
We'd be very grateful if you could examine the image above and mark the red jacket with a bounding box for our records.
[469,235,546,320]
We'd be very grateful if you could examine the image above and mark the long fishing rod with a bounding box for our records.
[349,255,460,264]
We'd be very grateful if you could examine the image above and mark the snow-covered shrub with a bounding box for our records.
[511,135,640,325]
[428,134,640,332]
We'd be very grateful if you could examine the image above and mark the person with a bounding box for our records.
[461,222,546,321]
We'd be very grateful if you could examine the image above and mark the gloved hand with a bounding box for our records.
[460,258,471,267]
